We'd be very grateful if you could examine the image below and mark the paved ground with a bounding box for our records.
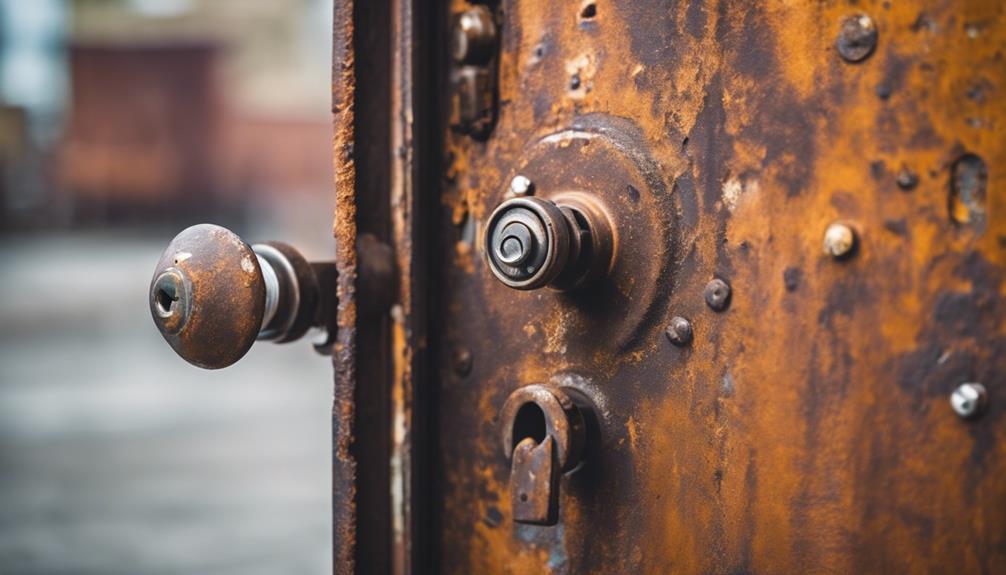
[0,228,333,574]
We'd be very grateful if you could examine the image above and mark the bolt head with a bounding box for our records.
[836,13,878,63]
[951,382,987,419]
[509,175,534,196]
[665,316,694,346]
[704,278,732,312]
[823,222,857,259]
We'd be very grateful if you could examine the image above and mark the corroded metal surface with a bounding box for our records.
[433,1,1006,573]
[331,0,359,571]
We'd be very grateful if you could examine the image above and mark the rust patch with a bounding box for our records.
[331,0,358,572]
[429,1,1006,573]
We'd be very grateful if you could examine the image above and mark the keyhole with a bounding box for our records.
[512,402,547,449]
[156,285,178,316]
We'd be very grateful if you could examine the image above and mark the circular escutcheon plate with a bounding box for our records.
[481,115,678,357]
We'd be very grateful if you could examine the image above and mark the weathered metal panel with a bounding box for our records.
[331,0,358,572]
[432,1,1006,573]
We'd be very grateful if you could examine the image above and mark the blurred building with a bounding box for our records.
[0,0,67,226]
[0,0,333,230]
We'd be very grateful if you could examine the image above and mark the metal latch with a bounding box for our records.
[450,3,498,138]
[499,384,588,525]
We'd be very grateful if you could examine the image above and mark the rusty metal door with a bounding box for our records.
[332,1,1006,573]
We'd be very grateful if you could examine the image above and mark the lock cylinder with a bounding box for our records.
[484,192,613,291]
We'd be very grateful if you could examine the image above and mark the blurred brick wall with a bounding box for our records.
[56,41,332,225]
[58,43,225,220]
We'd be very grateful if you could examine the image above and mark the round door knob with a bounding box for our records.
[484,193,613,291]
[149,224,321,369]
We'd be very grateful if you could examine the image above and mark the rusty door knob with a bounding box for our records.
[149,223,333,369]
[484,193,613,291]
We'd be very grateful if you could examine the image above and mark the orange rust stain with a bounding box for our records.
[432,0,1006,573]
[330,0,358,572]
[625,416,638,451]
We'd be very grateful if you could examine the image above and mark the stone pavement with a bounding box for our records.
[0,231,332,574]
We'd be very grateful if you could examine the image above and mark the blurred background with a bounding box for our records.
[0,0,335,572]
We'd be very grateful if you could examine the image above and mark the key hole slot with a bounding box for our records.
[156,286,178,316]
[512,402,547,450]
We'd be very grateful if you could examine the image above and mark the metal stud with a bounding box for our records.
[509,175,534,196]
[950,382,987,419]
[665,316,693,347]
[704,279,732,312]
[823,222,857,259]
[836,13,878,63]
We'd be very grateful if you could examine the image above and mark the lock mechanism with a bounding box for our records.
[450,4,499,138]
[485,192,613,291]
[479,118,678,350]
[500,384,587,525]
[149,224,392,369]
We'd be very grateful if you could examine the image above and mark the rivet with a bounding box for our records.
[704,279,732,312]
[823,222,857,259]
[509,175,534,196]
[950,382,987,419]
[896,166,919,191]
[665,316,693,347]
[836,13,878,63]
[452,347,473,377]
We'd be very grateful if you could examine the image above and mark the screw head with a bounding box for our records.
[823,222,857,259]
[665,316,693,346]
[836,13,878,63]
[509,175,534,196]
[704,278,732,312]
[951,382,987,419]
